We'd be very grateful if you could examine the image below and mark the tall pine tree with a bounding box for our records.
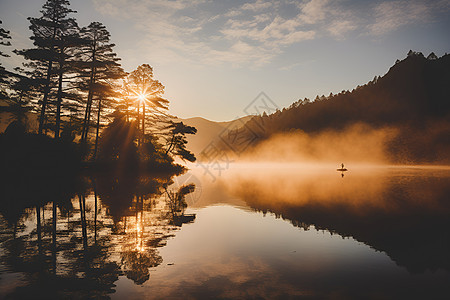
[127,64,168,142]
[0,20,12,99]
[76,22,126,143]
[53,15,80,139]
[15,0,77,135]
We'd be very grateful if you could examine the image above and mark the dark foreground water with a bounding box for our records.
[1,164,450,299]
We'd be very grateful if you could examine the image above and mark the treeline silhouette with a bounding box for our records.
[0,0,196,174]
[237,51,450,163]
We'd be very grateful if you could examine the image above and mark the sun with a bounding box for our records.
[137,93,146,103]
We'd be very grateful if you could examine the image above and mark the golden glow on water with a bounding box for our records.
[135,211,144,252]
[1,166,450,299]
[186,163,450,213]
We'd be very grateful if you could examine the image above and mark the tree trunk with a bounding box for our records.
[54,53,64,139]
[142,102,145,142]
[38,59,54,135]
[81,41,97,142]
[36,206,42,255]
[93,96,102,159]
[79,194,88,250]
[38,26,57,135]
[137,102,140,147]
[94,181,98,244]
[52,201,57,274]
[81,72,95,141]
[165,134,176,155]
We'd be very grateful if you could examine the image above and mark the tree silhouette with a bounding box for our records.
[165,183,196,226]
[53,11,81,139]
[15,0,78,135]
[165,121,197,162]
[0,20,12,99]
[92,84,119,159]
[126,64,168,142]
[97,111,139,169]
[77,22,126,143]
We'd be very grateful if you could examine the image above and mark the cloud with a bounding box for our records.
[93,1,121,17]
[368,1,432,35]
[91,0,448,67]
[241,0,273,11]
[298,0,329,24]
[328,20,358,39]
[93,0,322,67]
[221,16,315,47]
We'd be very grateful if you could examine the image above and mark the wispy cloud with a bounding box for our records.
[328,20,358,39]
[241,0,273,12]
[92,0,448,67]
[368,1,432,35]
[298,0,329,24]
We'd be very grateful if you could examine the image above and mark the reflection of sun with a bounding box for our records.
[136,213,144,252]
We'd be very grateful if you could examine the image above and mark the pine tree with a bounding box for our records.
[92,83,120,159]
[76,22,126,143]
[164,121,197,162]
[127,64,168,143]
[0,20,12,99]
[53,10,81,139]
[15,0,77,135]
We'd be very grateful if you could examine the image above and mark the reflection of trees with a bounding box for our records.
[94,173,196,285]
[165,184,196,226]
[0,170,198,296]
[121,248,162,285]
[0,175,118,298]
[235,172,450,273]
[95,173,139,225]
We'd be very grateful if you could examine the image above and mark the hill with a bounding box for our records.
[180,115,253,156]
[227,52,450,163]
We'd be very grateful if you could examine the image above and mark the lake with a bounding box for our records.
[1,164,450,299]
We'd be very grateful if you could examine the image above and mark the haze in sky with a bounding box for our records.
[1,0,449,121]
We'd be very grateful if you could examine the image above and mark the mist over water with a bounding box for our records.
[1,161,450,298]
[143,163,450,298]
[243,123,397,164]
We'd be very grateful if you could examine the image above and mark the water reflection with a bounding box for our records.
[221,165,450,273]
[0,171,196,298]
[1,164,450,298]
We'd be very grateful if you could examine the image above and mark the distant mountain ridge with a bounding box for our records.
[228,52,450,163]
[180,115,253,156]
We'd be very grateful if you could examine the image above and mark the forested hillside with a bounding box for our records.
[232,52,450,163]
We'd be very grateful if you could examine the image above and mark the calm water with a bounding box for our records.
[1,164,450,299]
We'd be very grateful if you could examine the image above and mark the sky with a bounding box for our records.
[1,0,449,121]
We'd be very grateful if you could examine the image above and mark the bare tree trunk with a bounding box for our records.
[142,102,145,142]
[79,194,88,250]
[81,43,97,142]
[52,201,57,274]
[54,54,64,139]
[94,181,98,244]
[165,134,176,155]
[36,206,42,255]
[38,25,57,135]
[93,96,102,159]
[137,102,140,147]
[81,72,94,141]
[38,59,54,135]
